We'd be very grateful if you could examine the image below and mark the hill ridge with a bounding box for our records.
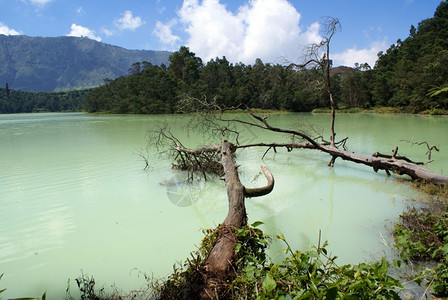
[0,34,171,92]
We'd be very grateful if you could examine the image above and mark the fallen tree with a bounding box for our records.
[235,111,448,185]
[169,97,448,185]
[152,106,447,299]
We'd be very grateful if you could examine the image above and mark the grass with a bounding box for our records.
[411,180,448,204]
[419,108,448,115]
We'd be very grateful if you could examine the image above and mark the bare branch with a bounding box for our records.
[372,150,425,165]
[237,141,314,151]
[246,111,322,148]
[175,95,248,145]
[401,139,440,162]
[136,148,150,171]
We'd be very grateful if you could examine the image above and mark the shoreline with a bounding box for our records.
[311,107,448,115]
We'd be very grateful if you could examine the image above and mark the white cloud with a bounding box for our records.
[332,39,388,68]
[178,0,322,64]
[0,22,20,35]
[76,7,86,16]
[67,24,101,42]
[101,27,114,37]
[28,0,52,6]
[114,10,145,31]
[153,20,181,48]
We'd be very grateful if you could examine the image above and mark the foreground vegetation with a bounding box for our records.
[56,224,402,299]
[156,224,402,299]
[393,182,448,298]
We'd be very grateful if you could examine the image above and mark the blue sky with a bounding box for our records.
[0,0,443,67]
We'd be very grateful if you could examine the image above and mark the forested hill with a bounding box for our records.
[0,35,171,92]
[84,1,448,115]
[372,0,448,110]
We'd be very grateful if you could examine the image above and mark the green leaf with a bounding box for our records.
[251,221,264,227]
[262,272,276,293]
[376,257,389,277]
[326,286,338,300]
[441,243,448,255]
[234,243,242,253]
[392,259,402,268]
[277,234,285,241]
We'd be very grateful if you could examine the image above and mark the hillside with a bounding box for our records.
[0,35,171,92]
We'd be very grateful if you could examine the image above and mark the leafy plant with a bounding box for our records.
[428,84,448,98]
[155,222,403,299]
[393,208,448,262]
[232,232,402,299]
[393,206,448,296]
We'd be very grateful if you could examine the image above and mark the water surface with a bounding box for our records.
[0,112,447,298]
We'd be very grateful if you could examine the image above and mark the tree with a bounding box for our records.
[288,17,341,149]
[129,62,142,75]
[5,83,10,99]
[168,46,203,85]
[340,68,371,108]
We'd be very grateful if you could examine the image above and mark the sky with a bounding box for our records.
[0,0,443,67]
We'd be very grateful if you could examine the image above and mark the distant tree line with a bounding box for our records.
[0,86,87,113]
[2,1,447,114]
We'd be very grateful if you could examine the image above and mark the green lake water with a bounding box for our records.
[0,112,447,298]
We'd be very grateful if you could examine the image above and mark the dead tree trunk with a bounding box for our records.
[199,140,274,299]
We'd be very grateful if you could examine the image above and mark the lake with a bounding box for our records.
[0,112,447,298]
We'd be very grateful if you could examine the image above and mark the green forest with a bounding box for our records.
[0,86,87,113]
[1,1,447,114]
[83,1,448,115]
